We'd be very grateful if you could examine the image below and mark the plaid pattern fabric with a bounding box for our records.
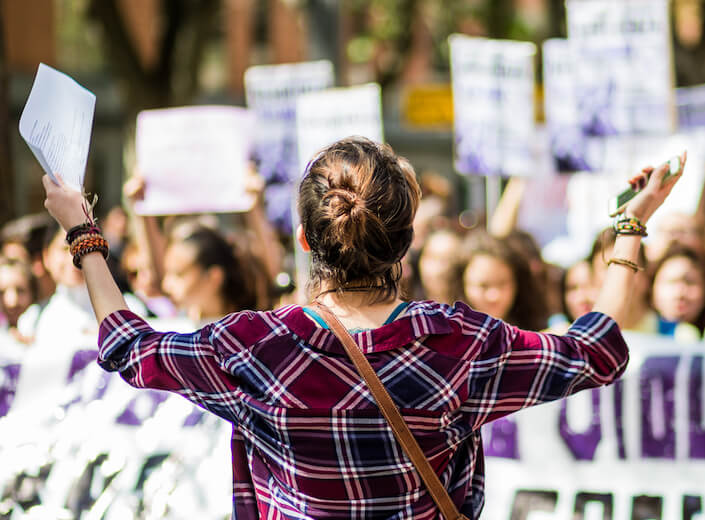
[98,301,628,519]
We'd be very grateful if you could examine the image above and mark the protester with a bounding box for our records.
[646,211,704,262]
[417,228,465,303]
[650,243,705,341]
[547,259,597,334]
[462,230,549,330]
[161,225,260,325]
[41,137,684,519]
[1,213,57,305]
[0,257,39,343]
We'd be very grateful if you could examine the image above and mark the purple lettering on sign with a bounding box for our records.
[482,416,519,459]
[67,350,98,382]
[689,355,705,459]
[183,408,205,427]
[0,363,21,417]
[613,380,626,459]
[640,356,679,459]
[116,390,169,426]
[559,388,602,460]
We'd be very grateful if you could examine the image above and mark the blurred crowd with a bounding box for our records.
[2,165,705,352]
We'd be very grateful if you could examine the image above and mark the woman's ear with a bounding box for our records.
[296,224,311,252]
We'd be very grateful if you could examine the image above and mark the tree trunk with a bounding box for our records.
[0,5,14,225]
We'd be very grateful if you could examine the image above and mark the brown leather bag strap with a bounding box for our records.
[311,303,468,520]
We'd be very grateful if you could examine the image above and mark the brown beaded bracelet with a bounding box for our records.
[70,235,108,257]
[71,235,109,268]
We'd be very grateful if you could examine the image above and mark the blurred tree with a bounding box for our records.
[672,0,705,86]
[345,0,528,87]
[0,5,13,225]
[87,0,221,117]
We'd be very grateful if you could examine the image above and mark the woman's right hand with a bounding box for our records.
[42,174,91,231]
[624,151,687,224]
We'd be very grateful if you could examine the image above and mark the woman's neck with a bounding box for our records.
[313,285,404,330]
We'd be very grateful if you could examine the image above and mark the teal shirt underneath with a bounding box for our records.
[303,302,409,334]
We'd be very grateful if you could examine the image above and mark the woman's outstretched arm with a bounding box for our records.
[42,174,129,323]
[591,151,687,326]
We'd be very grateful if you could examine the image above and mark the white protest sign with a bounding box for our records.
[566,0,674,137]
[244,60,334,182]
[134,106,256,216]
[295,83,384,174]
[543,38,590,172]
[449,34,536,177]
[19,63,96,190]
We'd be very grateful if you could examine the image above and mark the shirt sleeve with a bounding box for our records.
[97,309,241,420]
[464,311,628,429]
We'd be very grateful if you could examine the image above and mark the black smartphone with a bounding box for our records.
[607,156,681,217]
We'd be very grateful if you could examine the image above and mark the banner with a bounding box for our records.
[2,327,704,519]
[566,0,674,137]
[295,83,384,174]
[134,106,256,216]
[482,332,705,520]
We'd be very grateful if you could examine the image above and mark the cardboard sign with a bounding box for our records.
[566,0,674,137]
[449,34,536,177]
[244,60,334,182]
[296,83,384,174]
[135,106,256,215]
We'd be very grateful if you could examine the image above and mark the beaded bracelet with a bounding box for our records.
[607,257,643,272]
[71,235,109,268]
[614,216,648,237]
[70,235,109,257]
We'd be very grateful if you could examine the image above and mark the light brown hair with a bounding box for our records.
[298,137,421,303]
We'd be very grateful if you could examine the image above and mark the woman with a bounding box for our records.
[417,228,465,303]
[462,231,549,331]
[650,244,705,341]
[42,138,685,519]
[546,259,598,334]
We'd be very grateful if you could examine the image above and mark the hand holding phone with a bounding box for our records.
[608,156,682,217]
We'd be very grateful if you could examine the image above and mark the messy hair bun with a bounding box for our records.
[298,137,421,302]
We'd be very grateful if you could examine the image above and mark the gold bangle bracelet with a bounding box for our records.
[607,257,643,272]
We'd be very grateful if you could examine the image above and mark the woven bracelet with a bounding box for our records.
[71,235,109,268]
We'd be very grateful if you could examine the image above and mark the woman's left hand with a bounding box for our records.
[42,174,92,230]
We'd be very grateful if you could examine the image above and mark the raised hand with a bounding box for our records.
[42,174,92,231]
[625,151,687,224]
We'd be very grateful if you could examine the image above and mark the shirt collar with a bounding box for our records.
[276,301,454,355]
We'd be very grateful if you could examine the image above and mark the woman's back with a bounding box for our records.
[98,299,627,518]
